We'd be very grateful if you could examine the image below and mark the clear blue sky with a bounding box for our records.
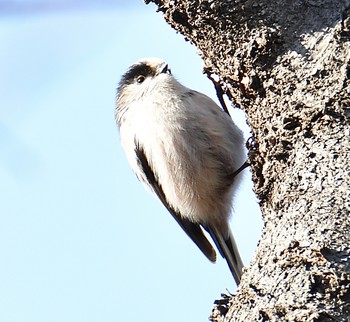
[0,1,262,321]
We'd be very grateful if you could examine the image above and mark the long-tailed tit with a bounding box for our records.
[115,58,245,285]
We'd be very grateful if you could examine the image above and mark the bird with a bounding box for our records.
[115,57,246,285]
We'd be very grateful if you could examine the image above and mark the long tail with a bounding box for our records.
[206,226,243,285]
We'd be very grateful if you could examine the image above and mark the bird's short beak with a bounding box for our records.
[158,63,169,75]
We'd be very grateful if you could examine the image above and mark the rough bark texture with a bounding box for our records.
[144,0,350,321]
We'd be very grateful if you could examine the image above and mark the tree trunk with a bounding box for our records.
[145,0,350,320]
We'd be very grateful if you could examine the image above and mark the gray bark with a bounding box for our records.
[145,0,350,321]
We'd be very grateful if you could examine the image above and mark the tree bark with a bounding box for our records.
[144,0,350,320]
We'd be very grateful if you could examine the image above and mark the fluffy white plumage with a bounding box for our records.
[116,58,246,284]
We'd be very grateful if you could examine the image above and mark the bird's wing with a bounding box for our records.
[205,225,243,285]
[134,142,216,263]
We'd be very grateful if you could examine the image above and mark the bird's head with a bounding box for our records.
[117,58,172,103]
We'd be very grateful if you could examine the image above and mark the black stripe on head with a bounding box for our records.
[117,62,156,93]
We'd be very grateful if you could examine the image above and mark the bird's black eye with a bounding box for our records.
[136,75,145,84]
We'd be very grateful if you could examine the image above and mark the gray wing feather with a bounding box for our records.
[134,142,217,263]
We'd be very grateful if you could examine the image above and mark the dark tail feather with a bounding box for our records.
[206,226,243,285]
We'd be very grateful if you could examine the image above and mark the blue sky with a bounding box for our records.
[0,2,262,321]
